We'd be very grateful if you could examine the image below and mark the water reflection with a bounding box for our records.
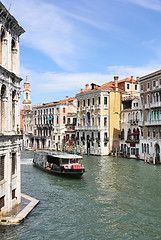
[1,151,161,239]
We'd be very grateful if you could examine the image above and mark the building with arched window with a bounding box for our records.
[0,2,25,216]
[139,69,161,163]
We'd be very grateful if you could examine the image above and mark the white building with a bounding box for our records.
[0,2,25,215]
[31,97,77,150]
[139,69,161,163]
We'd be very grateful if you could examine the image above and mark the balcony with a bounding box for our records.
[150,102,161,108]
[138,121,144,126]
[75,126,101,131]
[144,120,161,126]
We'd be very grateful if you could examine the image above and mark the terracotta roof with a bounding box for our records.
[98,81,122,91]
[118,78,137,83]
[76,89,93,95]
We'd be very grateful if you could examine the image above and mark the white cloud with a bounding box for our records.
[20,63,161,98]
[124,0,161,11]
[106,64,161,78]
[2,0,130,71]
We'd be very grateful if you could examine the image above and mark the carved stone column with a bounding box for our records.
[11,48,18,74]
[2,38,8,68]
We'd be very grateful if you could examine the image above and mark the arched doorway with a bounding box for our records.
[155,143,160,164]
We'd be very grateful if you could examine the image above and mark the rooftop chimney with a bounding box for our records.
[66,96,68,99]
[85,84,89,90]
[136,77,139,80]
[81,89,83,92]
[114,76,119,91]
[131,76,133,81]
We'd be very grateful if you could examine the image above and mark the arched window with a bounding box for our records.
[26,92,28,100]
[12,90,16,130]
[1,84,6,131]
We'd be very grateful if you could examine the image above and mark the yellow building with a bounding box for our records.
[75,77,122,155]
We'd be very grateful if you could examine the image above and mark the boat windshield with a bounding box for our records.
[61,159,69,165]
[69,158,78,164]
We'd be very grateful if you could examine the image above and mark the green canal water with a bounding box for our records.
[1,151,161,239]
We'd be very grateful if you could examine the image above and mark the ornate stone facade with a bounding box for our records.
[0,2,25,215]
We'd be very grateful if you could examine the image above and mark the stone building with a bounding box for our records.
[119,77,140,158]
[33,97,77,150]
[0,2,25,215]
[139,69,161,163]
[75,77,122,155]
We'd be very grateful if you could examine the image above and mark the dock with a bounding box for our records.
[0,193,39,225]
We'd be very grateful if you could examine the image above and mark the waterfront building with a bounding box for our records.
[139,69,161,163]
[64,112,77,152]
[119,77,140,158]
[33,97,77,150]
[75,77,122,155]
[0,2,25,215]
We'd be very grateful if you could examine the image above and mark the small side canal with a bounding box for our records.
[1,151,161,240]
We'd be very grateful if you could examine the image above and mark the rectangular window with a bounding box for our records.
[98,117,100,126]
[153,81,156,88]
[58,136,60,141]
[0,156,5,181]
[148,128,150,137]
[92,98,95,106]
[127,83,130,89]
[153,129,156,138]
[141,84,143,91]
[0,196,4,210]
[87,99,90,106]
[12,153,16,175]
[63,108,65,113]
[147,82,150,89]
[67,118,70,124]
[12,189,16,200]
[98,96,101,105]
[104,117,107,127]
[77,100,80,108]
[135,85,137,90]
[104,97,107,105]
[92,118,94,126]
[83,99,85,107]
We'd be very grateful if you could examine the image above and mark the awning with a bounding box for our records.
[46,117,53,121]
[129,132,139,136]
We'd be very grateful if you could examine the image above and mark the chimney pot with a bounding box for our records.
[131,76,134,81]
[66,96,69,99]
[85,84,89,90]
[114,76,119,91]
[81,89,83,92]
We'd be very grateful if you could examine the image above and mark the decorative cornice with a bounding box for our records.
[0,2,25,36]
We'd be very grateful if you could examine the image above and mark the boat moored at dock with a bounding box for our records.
[33,150,85,178]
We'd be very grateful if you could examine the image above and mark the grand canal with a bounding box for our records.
[1,151,161,239]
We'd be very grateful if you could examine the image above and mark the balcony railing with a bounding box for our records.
[75,126,102,131]
[144,120,161,126]
[150,102,161,108]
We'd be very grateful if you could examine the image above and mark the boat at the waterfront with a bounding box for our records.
[33,150,85,178]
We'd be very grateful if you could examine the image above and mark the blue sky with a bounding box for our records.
[2,0,161,105]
